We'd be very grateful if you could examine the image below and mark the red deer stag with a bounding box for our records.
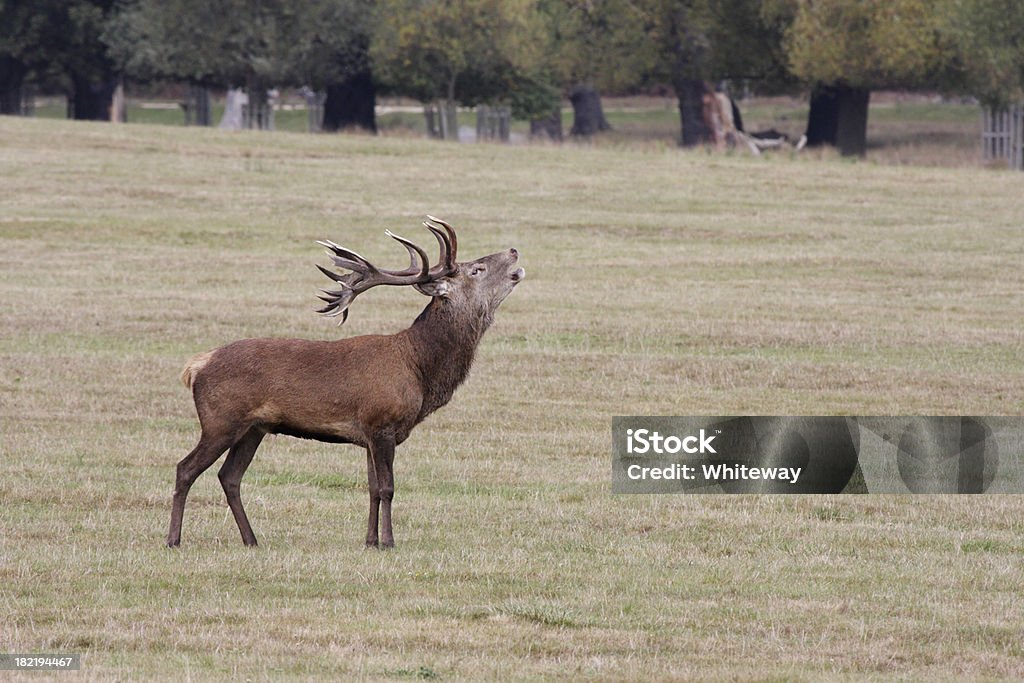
[168,216,524,548]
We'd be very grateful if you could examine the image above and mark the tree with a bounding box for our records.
[779,0,950,156]
[289,0,378,132]
[108,0,377,130]
[320,40,377,133]
[64,0,120,120]
[372,0,552,131]
[941,0,1024,108]
[1,0,119,120]
[107,0,300,124]
[534,0,649,137]
[631,0,794,147]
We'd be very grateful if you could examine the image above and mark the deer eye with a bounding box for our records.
[470,265,485,276]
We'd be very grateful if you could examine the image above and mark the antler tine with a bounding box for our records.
[317,240,376,273]
[388,237,421,276]
[316,264,351,284]
[422,221,453,277]
[383,229,430,280]
[424,215,458,274]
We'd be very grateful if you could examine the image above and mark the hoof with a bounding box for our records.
[365,540,379,549]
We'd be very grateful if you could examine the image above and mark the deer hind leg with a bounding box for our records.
[371,435,397,549]
[365,449,380,549]
[218,428,265,547]
[167,432,235,547]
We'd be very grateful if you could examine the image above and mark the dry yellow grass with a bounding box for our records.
[1,115,1022,680]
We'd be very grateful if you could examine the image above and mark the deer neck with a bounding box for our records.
[406,298,491,419]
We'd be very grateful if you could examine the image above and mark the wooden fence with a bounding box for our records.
[424,102,459,141]
[423,103,511,142]
[476,106,510,142]
[982,105,1023,170]
[242,102,274,130]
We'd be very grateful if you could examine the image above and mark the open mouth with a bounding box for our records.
[510,267,525,284]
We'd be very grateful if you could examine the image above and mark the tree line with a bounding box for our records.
[2,0,1023,155]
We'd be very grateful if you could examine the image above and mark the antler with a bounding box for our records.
[424,215,458,277]
[316,217,459,323]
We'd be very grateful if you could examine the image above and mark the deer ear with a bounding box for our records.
[414,280,450,298]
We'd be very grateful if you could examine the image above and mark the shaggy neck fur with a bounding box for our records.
[407,297,493,421]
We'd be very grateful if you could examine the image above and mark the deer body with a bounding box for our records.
[167,218,522,549]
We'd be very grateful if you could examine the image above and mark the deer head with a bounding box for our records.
[316,216,524,325]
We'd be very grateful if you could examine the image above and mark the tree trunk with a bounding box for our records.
[323,67,377,133]
[569,85,610,137]
[530,105,563,142]
[186,84,211,126]
[69,72,116,121]
[666,1,712,148]
[804,84,870,156]
[804,84,839,147]
[675,77,709,147]
[0,55,27,115]
[245,78,272,130]
[835,86,870,157]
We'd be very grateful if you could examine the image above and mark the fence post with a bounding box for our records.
[999,109,1007,161]
[1014,105,1023,170]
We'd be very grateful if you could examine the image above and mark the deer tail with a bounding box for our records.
[180,351,214,390]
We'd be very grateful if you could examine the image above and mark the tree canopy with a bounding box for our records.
[780,0,950,90]
[371,0,551,112]
[105,0,318,89]
[943,0,1024,107]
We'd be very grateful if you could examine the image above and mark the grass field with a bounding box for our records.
[1,115,1023,680]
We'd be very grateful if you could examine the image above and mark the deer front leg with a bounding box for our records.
[365,449,380,548]
[371,435,397,549]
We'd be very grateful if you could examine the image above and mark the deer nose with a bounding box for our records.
[509,247,518,257]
